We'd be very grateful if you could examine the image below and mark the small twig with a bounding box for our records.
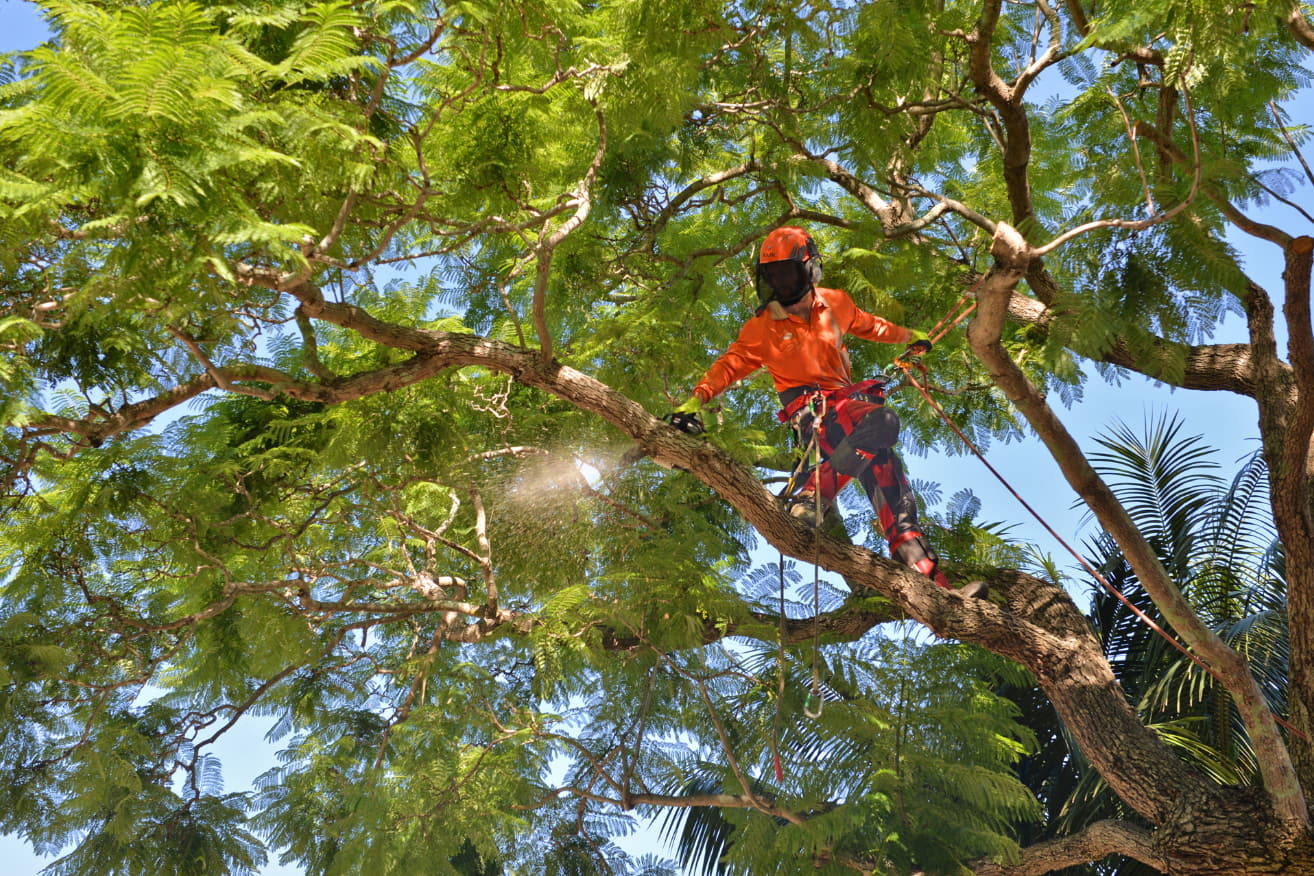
[1109,88,1156,214]
[1269,100,1314,188]
[532,99,608,362]
[1035,81,1203,256]
[294,307,337,381]
[167,327,276,400]
[1252,175,1314,227]
[469,482,497,613]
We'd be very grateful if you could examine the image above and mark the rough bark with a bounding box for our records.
[969,224,1309,828]
[1004,289,1266,395]
[1273,236,1314,790]
[972,820,1165,875]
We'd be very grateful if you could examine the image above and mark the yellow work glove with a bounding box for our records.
[674,396,703,414]
[905,328,933,354]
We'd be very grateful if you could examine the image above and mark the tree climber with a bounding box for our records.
[673,226,986,598]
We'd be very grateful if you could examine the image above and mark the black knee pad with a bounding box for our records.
[850,407,900,451]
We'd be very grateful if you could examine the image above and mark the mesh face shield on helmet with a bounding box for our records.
[755,226,822,310]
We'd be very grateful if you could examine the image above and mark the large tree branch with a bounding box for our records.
[1004,289,1271,397]
[969,223,1309,827]
[277,255,1231,831]
[27,262,1290,842]
[1273,236,1314,785]
[24,252,1308,864]
[24,374,217,446]
[966,0,1036,234]
[1286,3,1314,51]
[973,820,1165,876]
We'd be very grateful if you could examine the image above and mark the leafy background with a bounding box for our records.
[0,0,1307,872]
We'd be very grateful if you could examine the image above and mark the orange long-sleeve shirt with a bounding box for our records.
[693,286,912,401]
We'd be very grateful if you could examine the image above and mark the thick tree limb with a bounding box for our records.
[1287,4,1314,51]
[1274,236,1314,787]
[24,374,217,446]
[22,249,1310,859]
[972,820,1164,876]
[969,223,1309,827]
[1003,288,1269,396]
[272,256,1228,834]
[966,0,1037,234]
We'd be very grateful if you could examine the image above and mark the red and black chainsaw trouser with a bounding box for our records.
[781,385,950,589]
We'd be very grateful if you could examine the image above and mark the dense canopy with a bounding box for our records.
[2,0,1313,873]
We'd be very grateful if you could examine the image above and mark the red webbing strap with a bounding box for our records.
[928,289,979,344]
[777,378,886,424]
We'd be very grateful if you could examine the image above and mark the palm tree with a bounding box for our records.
[1010,412,1289,874]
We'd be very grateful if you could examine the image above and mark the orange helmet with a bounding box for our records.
[755,226,822,310]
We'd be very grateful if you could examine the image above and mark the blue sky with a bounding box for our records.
[0,0,1308,872]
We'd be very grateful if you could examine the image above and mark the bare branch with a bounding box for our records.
[1109,88,1156,214]
[23,373,216,447]
[1135,120,1294,248]
[1034,84,1204,256]
[295,307,338,381]
[1014,0,1064,97]
[469,481,497,612]
[532,99,607,362]
[1270,100,1314,189]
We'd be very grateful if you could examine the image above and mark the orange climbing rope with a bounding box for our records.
[926,291,978,344]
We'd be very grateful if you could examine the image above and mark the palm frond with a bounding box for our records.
[1089,411,1221,576]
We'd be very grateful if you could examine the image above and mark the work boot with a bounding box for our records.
[784,490,829,529]
[890,532,950,588]
[890,531,987,595]
[957,580,990,600]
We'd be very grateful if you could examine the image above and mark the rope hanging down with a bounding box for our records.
[803,410,825,722]
[894,296,1307,743]
[772,396,828,780]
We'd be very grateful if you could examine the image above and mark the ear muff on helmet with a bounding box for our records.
[755,226,822,310]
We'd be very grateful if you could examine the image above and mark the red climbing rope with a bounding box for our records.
[927,292,977,344]
[892,320,1308,744]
